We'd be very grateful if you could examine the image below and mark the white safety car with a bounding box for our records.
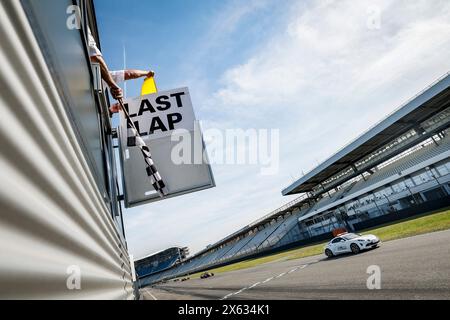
[324,233,380,257]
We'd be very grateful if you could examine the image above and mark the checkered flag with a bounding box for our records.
[120,100,166,197]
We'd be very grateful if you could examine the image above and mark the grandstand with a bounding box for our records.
[135,247,188,285]
[139,72,450,286]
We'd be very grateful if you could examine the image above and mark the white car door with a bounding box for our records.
[334,237,348,254]
[329,238,338,253]
[330,237,344,254]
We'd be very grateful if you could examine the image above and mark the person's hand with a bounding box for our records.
[109,102,121,114]
[110,85,123,100]
[146,70,155,78]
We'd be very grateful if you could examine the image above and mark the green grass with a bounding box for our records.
[359,208,450,241]
[181,208,450,280]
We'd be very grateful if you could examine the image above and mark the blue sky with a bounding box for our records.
[96,0,290,101]
[95,0,450,258]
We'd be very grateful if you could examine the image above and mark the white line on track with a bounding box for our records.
[235,288,246,295]
[262,277,274,283]
[220,263,311,300]
[144,288,158,300]
[221,293,234,300]
[288,267,298,273]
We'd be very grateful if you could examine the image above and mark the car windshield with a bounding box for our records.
[342,233,360,240]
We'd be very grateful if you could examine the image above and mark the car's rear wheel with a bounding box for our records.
[325,249,334,258]
[350,243,360,254]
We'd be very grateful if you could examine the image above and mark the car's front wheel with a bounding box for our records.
[325,249,334,258]
[350,243,360,254]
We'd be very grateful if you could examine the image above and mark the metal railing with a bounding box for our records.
[250,193,310,227]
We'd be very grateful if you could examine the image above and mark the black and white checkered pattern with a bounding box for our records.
[120,101,166,197]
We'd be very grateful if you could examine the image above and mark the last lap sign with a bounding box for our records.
[123,89,195,140]
[119,87,215,207]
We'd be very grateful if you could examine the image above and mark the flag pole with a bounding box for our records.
[118,98,166,197]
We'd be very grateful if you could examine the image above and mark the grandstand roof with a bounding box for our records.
[282,72,450,196]
[135,247,181,262]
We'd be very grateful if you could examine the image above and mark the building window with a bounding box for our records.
[436,164,449,176]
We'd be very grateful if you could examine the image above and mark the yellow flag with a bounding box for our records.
[141,76,158,95]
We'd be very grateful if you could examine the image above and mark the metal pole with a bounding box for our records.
[426,166,447,196]
[405,185,418,206]
[372,194,384,216]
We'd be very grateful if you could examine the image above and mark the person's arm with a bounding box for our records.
[108,70,155,115]
[90,55,123,100]
[124,69,155,81]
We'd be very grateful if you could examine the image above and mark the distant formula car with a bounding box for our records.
[324,232,380,257]
[200,272,214,279]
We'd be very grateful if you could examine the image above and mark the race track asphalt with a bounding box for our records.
[140,229,450,300]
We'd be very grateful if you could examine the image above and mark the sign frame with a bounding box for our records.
[117,87,215,208]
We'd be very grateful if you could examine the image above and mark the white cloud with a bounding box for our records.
[210,0,450,175]
[215,0,450,111]
[124,0,450,258]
